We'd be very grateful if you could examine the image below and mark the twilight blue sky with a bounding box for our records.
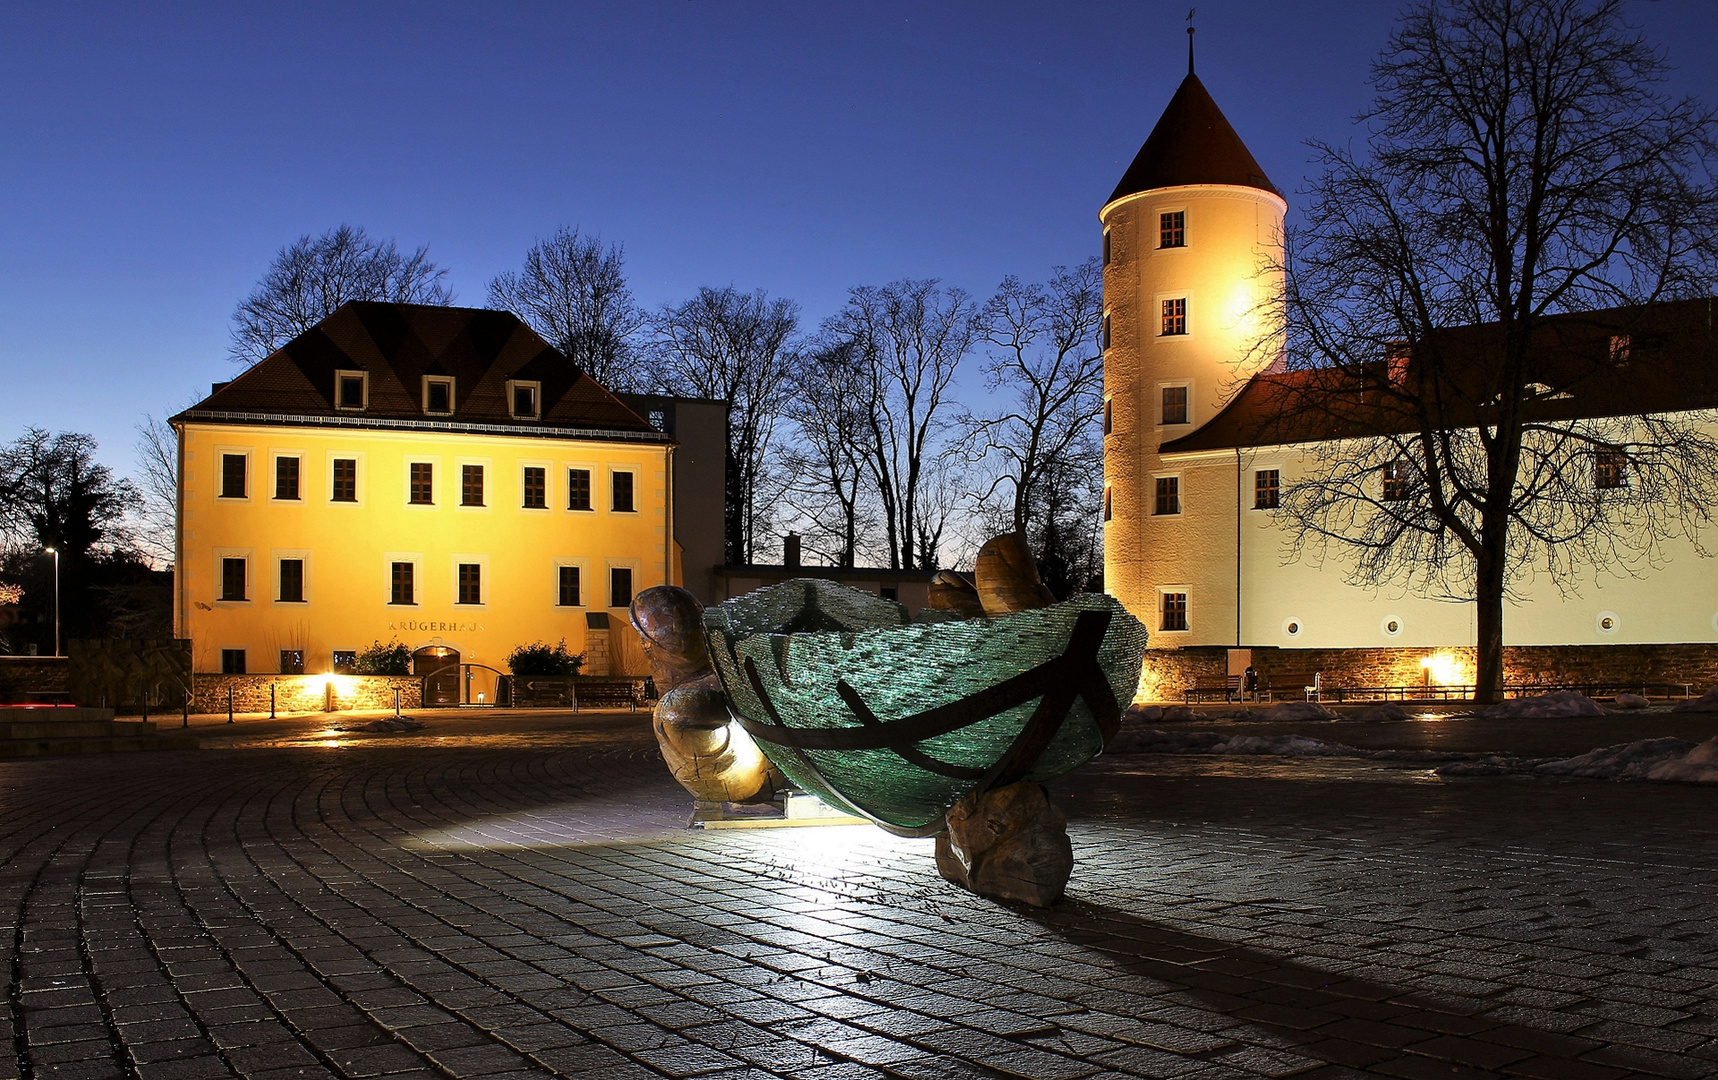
[2,1,1715,476]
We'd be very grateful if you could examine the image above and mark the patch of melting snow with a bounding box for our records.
[1107,726,1718,783]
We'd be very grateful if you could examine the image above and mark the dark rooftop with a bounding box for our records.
[1162,299,1718,454]
[174,302,659,439]
[1107,73,1279,206]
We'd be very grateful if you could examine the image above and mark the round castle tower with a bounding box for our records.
[1101,68,1285,646]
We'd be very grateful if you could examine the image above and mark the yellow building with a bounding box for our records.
[172,301,675,691]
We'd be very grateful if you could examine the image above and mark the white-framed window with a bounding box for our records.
[565,463,597,512]
[520,460,551,511]
[1153,474,1181,516]
[1160,296,1189,337]
[213,548,253,604]
[271,451,305,501]
[610,468,637,513]
[506,380,542,420]
[1253,466,1282,510]
[1158,381,1191,426]
[406,457,440,507]
[1159,208,1187,249]
[1158,588,1190,632]
[606,559,642,609]
[1594,449,1629,490]
[456,457,491,511]
[423,375,455,415]
[554,560,586,607]
[1382,458,1412,501]
[273,549,311,604]
[335,369,368,411]
[384,552,423,607]
[452,554,489,607]
[328,451,363,505]
[216,447,251,501]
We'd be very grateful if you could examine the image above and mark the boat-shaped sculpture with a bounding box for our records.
[705,579,1149,837]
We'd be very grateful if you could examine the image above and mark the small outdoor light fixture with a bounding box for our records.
[43,546,59,657]
[1596,611,1620,635]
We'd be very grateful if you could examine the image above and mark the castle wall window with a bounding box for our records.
[423,376,454,415]
[1161,385,1188,425]
[1161,592,1189,632]
[409,462,434,505]
[220,454,247,499]
[612,471,635,513]
[1154,476,1180,516]
[1103,398,1112,435]
[331,458,357,502]
[1161,298,1187,336]
[390,561,415,605]
[336,371,367,411]
[274,456,300,500]
[610,567,633,609]
[457,563,482,605]
[1255,469,1280,509]
[1595,450,1629,489]
[220,557,247,601]
[220,649,246,675]
[1102,229,1111,266]
[1103,486,1112,522]
[1160,210,1186,249]
[1101,313,1112,350]
[558,565,581,607]
[279,650,304,675]
[461,464,484,506]
[1382,458,1411,501]
[522,466,547,509]
[278,559,304,603]
[568,468,592,511]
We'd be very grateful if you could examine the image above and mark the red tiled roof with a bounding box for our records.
[174,302,657,438]
[1107,73,1279,205]
[1161,299,1718,454]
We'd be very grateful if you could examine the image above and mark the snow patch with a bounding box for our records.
[1476,691,1604,719]
[1672,688,1718,713]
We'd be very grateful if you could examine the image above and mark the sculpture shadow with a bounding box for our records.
[1021,895,1496,1072]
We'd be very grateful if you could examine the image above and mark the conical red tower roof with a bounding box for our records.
[1107,73,1279,204]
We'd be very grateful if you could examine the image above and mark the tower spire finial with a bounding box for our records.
[1187,8,1196,75]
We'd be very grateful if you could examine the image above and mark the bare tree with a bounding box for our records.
[824,280,977,570]
[781,342,876,567]
[487,227,648,391]
[1270,0,1718,700]
[229,224,453,365]
[649,287,799,565]
[133,414,179,570]
[965,260,1104,589]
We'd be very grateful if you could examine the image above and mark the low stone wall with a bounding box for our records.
[190,674,421,714]
[0,657,70,701]
[1136,643,1718,702]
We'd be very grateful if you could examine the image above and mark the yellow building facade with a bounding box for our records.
[173,302,674,686]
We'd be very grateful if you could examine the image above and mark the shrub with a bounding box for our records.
[351,639,411,675]
[507,639,584,676]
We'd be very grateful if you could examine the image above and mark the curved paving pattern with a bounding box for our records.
[2,711,1717,1079]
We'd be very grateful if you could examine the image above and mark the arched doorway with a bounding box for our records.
[413,645,461,705]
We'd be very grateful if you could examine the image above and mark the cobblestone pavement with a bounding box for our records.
[4,709,1718,1080]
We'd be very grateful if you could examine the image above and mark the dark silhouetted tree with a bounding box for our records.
[488,227,648,391]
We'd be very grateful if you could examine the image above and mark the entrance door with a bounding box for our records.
[414,646,461,705]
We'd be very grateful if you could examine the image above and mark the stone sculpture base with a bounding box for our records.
[934,781,1073,907]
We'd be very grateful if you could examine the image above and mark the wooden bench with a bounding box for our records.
[571,679,641,712]
[1184,675,1242,704]
[1265,672,1325,702]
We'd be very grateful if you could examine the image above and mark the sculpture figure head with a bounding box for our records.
[630,585,715,692]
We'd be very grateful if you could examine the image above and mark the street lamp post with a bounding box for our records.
[44,547,58,657]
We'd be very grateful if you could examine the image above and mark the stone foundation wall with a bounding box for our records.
[0,657,70,701]
[1136,643,1718,702]
[190,674,421,714]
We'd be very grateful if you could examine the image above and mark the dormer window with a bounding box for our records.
[507,380,541,420]
[335,370,367,411]
[423,376,454,415]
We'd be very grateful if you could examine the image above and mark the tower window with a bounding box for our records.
[1595,449,1629,489]
[409,462,434,505]
[1382,458,1412,501]
[331,458,357,502]
[1102,229,1112,266]
[522,466,547,508]
[568,468,592,511]
[220,454,246,499]
[1161,298,1187,336]
[1160,211,1186,248]
[1161,592,1188,631]
[1101,313,1112,351]
[274,456,300,500]
[1255,470,1280,510]
[1103,398,1112,436]
[1103,486,1112,522]
[1161,386,1188,425]
[1154,476,1180,516]
[461,464,484,506]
